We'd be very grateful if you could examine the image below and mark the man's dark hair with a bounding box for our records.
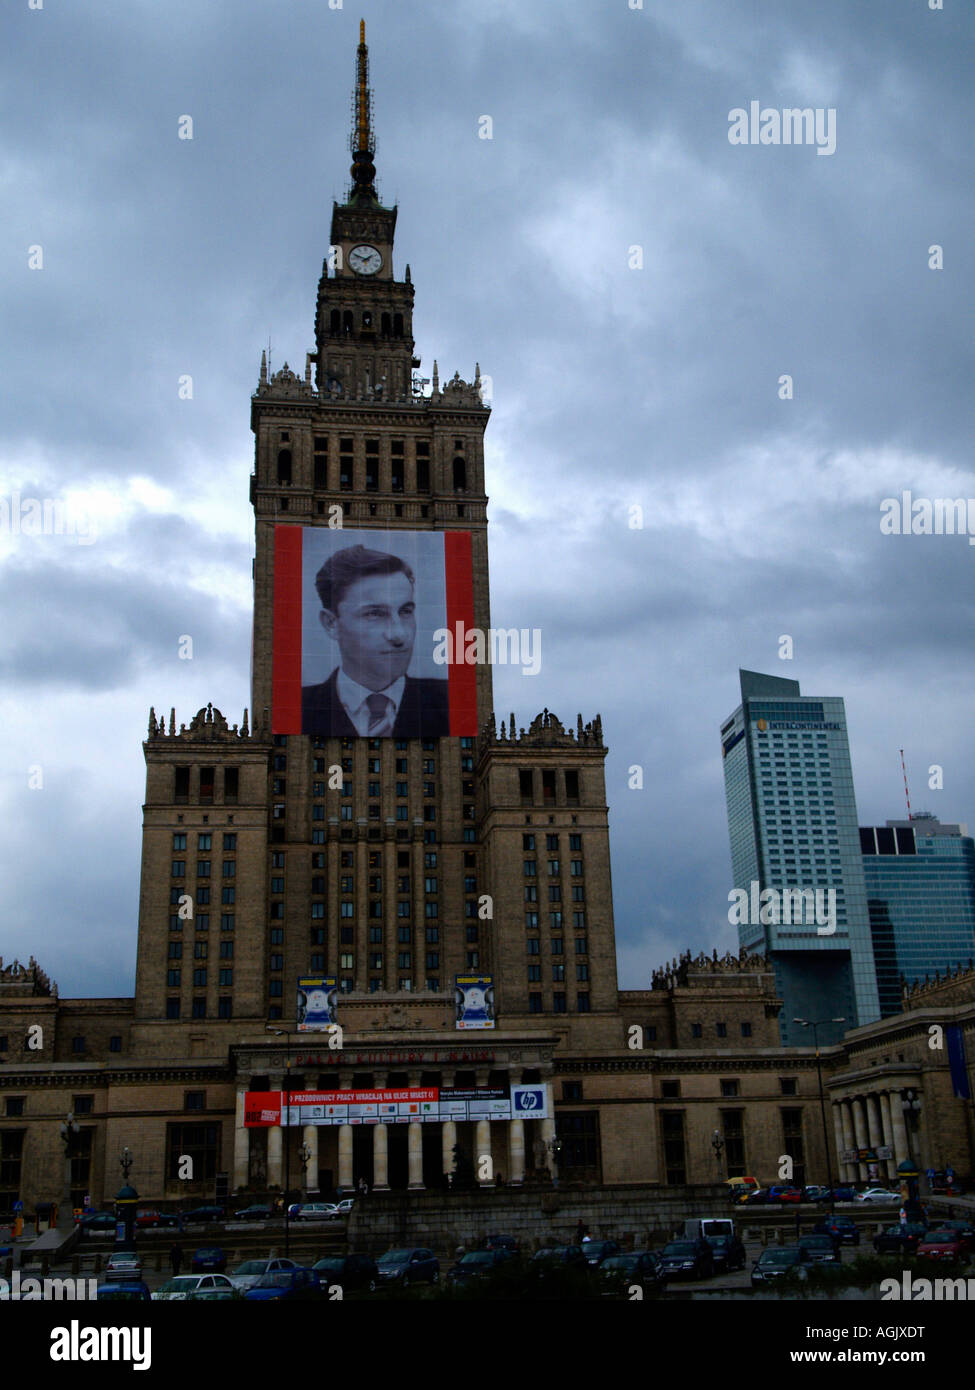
[314,544,414,612]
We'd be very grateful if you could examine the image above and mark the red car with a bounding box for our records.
[915,1230,969,1262]
[135,1209,179,1229]
[766,1186,802,1204]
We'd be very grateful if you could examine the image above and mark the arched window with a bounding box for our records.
[393,313,404,337]
[342,310,354,335]
[329,309,340,335]
[381,313,391,338]
[362,311,373,330]
[277,449,292,485]
[452,457,467,492]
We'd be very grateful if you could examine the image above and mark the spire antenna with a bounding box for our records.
[900,748,913,819]
[349,18,377,201]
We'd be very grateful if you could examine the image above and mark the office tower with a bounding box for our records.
[861,814,975,1015]
[721,669,880,1046]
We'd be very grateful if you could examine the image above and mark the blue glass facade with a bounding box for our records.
[721,670,881,1046]
[861,815,975,1016]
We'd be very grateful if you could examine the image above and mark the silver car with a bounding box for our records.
[226,1256,299,1291]
[152,1274,236,1301]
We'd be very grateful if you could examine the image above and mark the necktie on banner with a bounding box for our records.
[365,692,394,736]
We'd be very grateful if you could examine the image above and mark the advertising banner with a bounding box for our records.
[296,976,337,1032]
[272,525,477,736]
[455,975,495,1030]
[242,1085,546,1126]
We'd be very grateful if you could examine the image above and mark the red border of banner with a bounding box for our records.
[271,525,303,735]
[444,531,477,735]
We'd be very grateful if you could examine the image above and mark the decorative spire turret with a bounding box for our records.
[349,19,377,203]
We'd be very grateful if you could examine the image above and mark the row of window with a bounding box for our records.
[526,993,590,1014]
[0,1035,124,1056]
[527,913,586,929]
[519,769,581,805]
[165,999,232,1019]
[527,939,588,956]
[688,1021,753,1039]
[527,964,589,981]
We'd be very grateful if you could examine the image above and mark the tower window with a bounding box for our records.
[452,457,467,491]
[393,312,404,337]
[277,450,292,485]
[416,458,430,492]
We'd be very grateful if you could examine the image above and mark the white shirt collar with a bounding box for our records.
[336,668,406,731]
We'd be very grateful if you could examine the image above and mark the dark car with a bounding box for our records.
[829,1186,857,1203]
[751,1246,814,1286]
[814,1216,860,1246]
[741,1188,771,1205]
[581,1239,621,1267]
[233,1204,273,1221]
[873,1223,928,1256]
[803,1185,832,1204]
[446,1248,516,1287]
[916,1230,971,1263]
[376,1247,439,1287]
[529,1245,588,1268]
[312,1254,379,1294]
[706,1234,747,1272]
[182,1206,225,1224]
[97,1281,152,1301]
[78,1212,117,1235]
[656,1238,714,1281]
[798,1233,841,1265]
[766,1186,802,1205]
[191,1246,227,1273]
[483,1232,520,1254]
[243,1268,321,1301]
[598,1251,663,1297]
[135,1208,180,1229]
[934,1219,975,1251]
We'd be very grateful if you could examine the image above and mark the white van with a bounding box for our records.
[682,1217,735,1242]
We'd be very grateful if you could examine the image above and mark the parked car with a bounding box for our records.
[766,1186,803,1205]
[233,1204,273,1221]
[244,1268,322,1301]
[797,1232,841,1265]
[873,1223,928,1256]
[152,1274,236,1301]
[751,1246,814,1286]
[739,1188,771,1205]
[135,1209,179,1229]
[802,1185,832,1204]
[182,1206,225,1224]
[915,1230,971,1263]
[829,1186,857,1203]
[598,1251,663,1297]
[706,1234,747,1272]
[581,1239,620,1268]
[376,1247,440,1287]
[528,1246,588,1272]
[312,1253,379,1293]
[293,1202,340,1222]
[483,1232,520,1254]
[336,1198,355,1213]
[97,1281,152,1301]
[105,1252,142,1278]
[934,1219,975,1249]
[855,1187,901,1204]
[227,1256,299,1291]
[656,1238,714,1281]
[191,1246,227,1273]
[813,1216,860,1247]
[446,1248,516,1287]
[78,1212,117,1235]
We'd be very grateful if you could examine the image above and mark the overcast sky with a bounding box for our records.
[3,0,975,998]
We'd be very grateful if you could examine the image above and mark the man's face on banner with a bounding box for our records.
[319,571,417,691]
[304,988,330,1015]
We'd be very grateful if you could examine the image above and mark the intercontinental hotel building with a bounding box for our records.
[2,27,973,1215]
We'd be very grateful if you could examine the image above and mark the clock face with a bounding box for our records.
[349,244,382,276]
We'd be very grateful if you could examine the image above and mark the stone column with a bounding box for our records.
[851,1097,869,1177]
[475,1118,493,1186]
[831,1105,846,1185]
[338,1124,354,1193]
[441,1120,456,1184]
[302,1124,319,1194]
[233,1087,250,1193]
[267,1125,283,1190]
[541,1083,557,1181]
[888,1091,910,1166]
[839,1100,856,1181]
[865,1093,883,1176]
[373,1123,389,1192]
[509,1118,526,1187]
[879,1092,895,1179]
[408,1122,424,1191]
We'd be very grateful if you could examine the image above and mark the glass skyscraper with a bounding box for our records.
[721,670,881,1046]
[861,814,975,1016]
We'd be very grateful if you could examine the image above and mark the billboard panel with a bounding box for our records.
[243,1086,544,1126]
[455,975,495,1030]
[272,526,477,736]
[296,976,337,1032]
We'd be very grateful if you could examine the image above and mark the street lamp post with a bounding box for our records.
[266,1026,295,1259]
[298,1142,312,1202]
[794,1018,845,1217]
[56,1112,80,1232]
[711,1129,725,1174]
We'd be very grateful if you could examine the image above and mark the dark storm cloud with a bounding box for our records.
[3,0,974,994]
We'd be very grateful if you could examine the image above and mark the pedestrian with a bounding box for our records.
[169,1244,182,1276]
[575,1219,585,1244]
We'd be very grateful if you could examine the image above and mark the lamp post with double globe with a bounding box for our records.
[794,1017,845,1216]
